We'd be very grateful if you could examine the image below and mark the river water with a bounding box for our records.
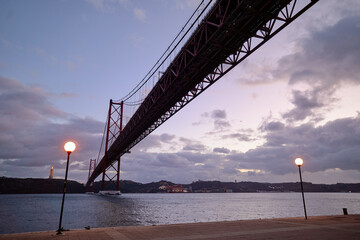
[0,192,359,234]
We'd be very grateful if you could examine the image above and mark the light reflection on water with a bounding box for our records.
[0,192,359,234]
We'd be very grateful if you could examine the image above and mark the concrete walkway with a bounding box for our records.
[1,215,359,240]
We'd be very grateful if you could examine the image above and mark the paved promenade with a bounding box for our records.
[1,215,359,240]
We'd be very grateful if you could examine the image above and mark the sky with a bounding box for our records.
[1,0,360,184]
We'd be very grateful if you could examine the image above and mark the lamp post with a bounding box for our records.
[295,157,307,220]
[57,141,76,235]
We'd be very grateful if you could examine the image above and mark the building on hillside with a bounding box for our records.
[167,184,183,193]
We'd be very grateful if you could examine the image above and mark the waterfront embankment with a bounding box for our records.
[1,215,359,240]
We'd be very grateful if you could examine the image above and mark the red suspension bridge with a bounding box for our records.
[86,0,319,192]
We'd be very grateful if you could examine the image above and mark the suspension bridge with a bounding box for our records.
[86,0,319,192]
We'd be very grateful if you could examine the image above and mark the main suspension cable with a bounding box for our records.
[118,0,212,103]
[96,114,108,162]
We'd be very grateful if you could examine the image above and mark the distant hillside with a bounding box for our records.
[188,180,360,193]
[1,177,359,194]
[0,177,85,194]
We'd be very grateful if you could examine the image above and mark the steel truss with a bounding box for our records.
[88,0,318,185]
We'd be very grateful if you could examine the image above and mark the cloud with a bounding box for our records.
[235,61,278,86]
[160,133,175,142]
[0,76,66,127]
[213,147,230,154]
[119,134,233,183]
[156,153,188,168]
[0,76,103,179]
[210,109,226,119]
[180,137,207,152]
[275,14,360,122]
[194,109,227,127]
[222,132,255,142]
[213,119,230,129]
[261,121,284,132]
[93,111,360,184]
[201,109,231,130]
[120,146,225,183]
[276,16,360,87]
[133,8,146,22]
[135,133,176,151]
[241,114,360,175]
[183,144,206,151]
[282,89,332,122]
[122,111,360,183]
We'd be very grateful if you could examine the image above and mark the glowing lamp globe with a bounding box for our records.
[295,157,304,166]
[64,141,76,153]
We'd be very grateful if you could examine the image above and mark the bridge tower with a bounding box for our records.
[86,159,96,192]
[100,99,123,195]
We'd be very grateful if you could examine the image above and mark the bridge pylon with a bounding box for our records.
[100,99,123,195]
[86,159,96,193]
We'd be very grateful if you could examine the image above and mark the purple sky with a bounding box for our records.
[1,0,360,184]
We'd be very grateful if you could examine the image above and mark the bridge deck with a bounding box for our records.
[87,0,319,185]
[1,215,359,240]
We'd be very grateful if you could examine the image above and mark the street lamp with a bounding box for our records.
[57,141,76,235]
[295,157,307,220]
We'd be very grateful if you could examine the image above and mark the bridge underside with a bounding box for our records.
[87,0,318,185]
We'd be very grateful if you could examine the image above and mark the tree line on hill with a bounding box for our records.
[1,177,359,194]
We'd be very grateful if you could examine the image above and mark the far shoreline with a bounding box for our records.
[1,177,359,194]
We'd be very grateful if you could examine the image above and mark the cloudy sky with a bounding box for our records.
[1,0,359,184]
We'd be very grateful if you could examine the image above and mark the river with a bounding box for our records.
[0,192,359,234]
